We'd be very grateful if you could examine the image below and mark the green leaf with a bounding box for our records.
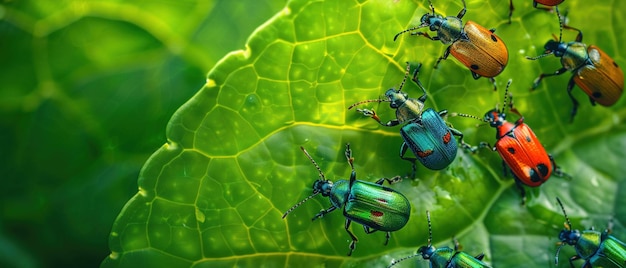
[103,0,626,267]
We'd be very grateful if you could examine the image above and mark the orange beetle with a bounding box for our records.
[527,10,624,122]
[394,0,508,86]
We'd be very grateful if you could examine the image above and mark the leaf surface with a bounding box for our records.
[103,0,626,267]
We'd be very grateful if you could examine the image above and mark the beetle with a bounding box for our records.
[507,0,565,24]
[388,210,492,268]
[526,8,624,122]
[281,143,411,256]
[348,62,473,177]
[393,0,508,88]
[555,197,626,267]
[457,80,567,204]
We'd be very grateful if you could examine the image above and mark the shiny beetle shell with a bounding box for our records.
[450,21,509,78]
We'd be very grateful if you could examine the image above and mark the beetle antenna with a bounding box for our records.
[501,79,513,115]
[555,197,573,230]
[450,112,486,123]
[426,210,433,246]
[282,192,320,219]
[554,243,565,265]
[525,52,552,61]
[397,61,412,92]
[393,26,421,41]
[348,98,389,110]
[300,146,326,181]
[387,253,420,268]
[555,5,563,42]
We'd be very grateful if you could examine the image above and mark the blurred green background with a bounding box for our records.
[0,1,284,267]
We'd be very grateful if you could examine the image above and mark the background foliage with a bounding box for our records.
[0,0,284,267]
[2,0,625,267]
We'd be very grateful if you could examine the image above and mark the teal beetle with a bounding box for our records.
[555,197,626,267]
[282,144,411,256]
[349,62,473,177]
[388,210,492,268]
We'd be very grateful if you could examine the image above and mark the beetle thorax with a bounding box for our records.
[312,179,333,197]
[574,230,603,259]
[561,42,590,71]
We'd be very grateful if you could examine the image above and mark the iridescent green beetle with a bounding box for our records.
[388,210,492,268]
[555,197,626,267]
[282,144,411,256]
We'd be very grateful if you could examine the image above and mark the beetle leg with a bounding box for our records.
[375,175,403,185]
[549,154,571,179]
[566,77,580,122]
[531,67,568,89]
[568,254,582,268]
[344,219,358,256]
[457,0,467,19]
[410,63,428,103]
[475,253,485,260]
[384,232,390,245]
[363,225,387,246]
[478,141,494,152]
[412,31,439,42]
[312,206,337,221]
[449,125,478,153]
[453,237,461,251]
[471,71,482,80]
[399,142,417,178]
[434,46,452,69]
[563,24,584,43]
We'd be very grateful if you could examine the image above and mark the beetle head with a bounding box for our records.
[483,109,505,128]
[312,179,333,197]
[417,245,436,260]
[558,229,581,245]
[385,88,408,109]
[544,40,567,57]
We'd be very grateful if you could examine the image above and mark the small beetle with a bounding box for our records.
[507,0,565,24]
[458,80,567,204]
[394,0,508,87]
[282,143,411,256]
[348,62,473,177]
[555,197,626,267]
[527,8,624,122]
[388,210,492,268]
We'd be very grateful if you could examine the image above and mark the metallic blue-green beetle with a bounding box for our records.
[555,197,626,267]
[349,62,472,176]
[388,210,492,268]
[282,144,411,256]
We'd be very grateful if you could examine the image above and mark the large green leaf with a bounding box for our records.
[103,0,626,267]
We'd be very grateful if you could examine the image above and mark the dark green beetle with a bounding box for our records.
[388,210,492,268]
[282,144,411,256]
[555,197,626,267]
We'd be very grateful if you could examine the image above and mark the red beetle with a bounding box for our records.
[508,0,565,24]
[481,81,567,204]
[394,0,508,89]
